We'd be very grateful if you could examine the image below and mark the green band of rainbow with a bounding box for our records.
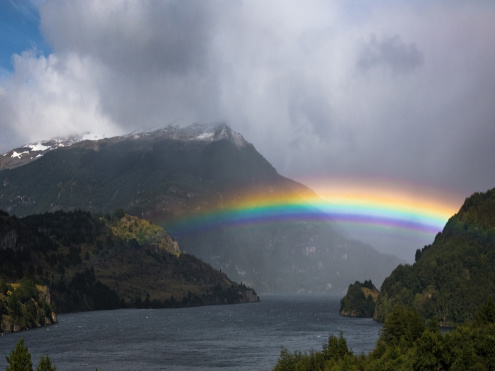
[164,194,451,238]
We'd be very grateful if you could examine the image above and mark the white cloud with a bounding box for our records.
[0,0,494,198]
[0,49,120,142]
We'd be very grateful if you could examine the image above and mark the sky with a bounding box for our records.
[1,0,495,261]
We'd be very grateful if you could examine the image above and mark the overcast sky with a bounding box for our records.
[1,1,495,259]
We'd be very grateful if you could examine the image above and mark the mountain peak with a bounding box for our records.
[136,123,248,148]
[0,123,248,170]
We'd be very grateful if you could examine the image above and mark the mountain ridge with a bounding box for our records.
[0,123,249,171]
[0,123,402,293]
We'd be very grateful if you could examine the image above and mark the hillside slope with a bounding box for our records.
[374,188,495,325]
[0,209,258,316]
[0,124,401,293]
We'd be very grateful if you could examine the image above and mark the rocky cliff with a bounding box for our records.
[0,282,57,334]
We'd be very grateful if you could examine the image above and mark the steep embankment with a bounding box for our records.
[374,188,495,325]
[0,280,57,334]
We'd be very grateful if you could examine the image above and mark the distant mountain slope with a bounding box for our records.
[374,188,495,325]
[0,124,310,218]
[0,209,258,315]
[0,124,401,293]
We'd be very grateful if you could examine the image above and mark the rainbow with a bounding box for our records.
[164,185,459,239]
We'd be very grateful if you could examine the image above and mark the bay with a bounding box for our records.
[0,295,381,370]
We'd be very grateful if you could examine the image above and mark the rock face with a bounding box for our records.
[239,288,260,304]
[0,284,57,334]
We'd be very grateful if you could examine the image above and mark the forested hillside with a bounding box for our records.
[273,301,495,370]
[374,188,495,325]
[0,209,258,331]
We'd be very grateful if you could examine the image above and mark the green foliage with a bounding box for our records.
[379,306,425,347]
[1,279,8,294]
[0,298,7,316]
[105,213,180,256]
[5,339,57,371]
[0,209,257,317]
[340,280,378,318]
[375,188,495,325]
[1,283,55,331]
[114,208,125,219]
[5,338,32,371]
[17,278,39,303]
[273,333,354,371]
[274,300,495,370]
[35,355,56,371]
[8,291,23,322]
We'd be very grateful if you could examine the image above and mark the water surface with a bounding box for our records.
[0,295,381,370]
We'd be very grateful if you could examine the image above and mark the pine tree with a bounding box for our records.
[5,338,32,371]
[36,355,56,371]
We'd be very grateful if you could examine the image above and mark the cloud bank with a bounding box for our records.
[1,0,495,204]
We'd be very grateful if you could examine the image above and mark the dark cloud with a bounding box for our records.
[40,1,213,76]
[2,1,495,261]
[357,34,424,74]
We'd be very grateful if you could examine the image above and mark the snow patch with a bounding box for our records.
[11,151,28,158]
[196,132,214,141]
[28,143,51,152]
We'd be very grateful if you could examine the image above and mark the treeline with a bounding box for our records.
[0,208,258,328]
[375,188,495,325]
[4,338,57,371]
[273,300,495,370]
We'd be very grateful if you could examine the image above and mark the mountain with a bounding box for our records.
[0,123,401,293]
[0,209,258,318]
[0,135,89,170]
[374,188,495,325]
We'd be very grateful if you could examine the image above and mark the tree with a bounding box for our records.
[8,291,22,322]
[413,330,445,370]
[36,355,56,371]
[114,208,125,219]
[379,306,425,347]
[322,332,352,361]
[0,299,7,316]
[0,279,8,294]
[5,338,32,371]
[18,278,39,302]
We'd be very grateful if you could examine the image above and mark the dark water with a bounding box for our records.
[0,295,381,370]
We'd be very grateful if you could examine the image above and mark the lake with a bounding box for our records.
[0,295,382,370]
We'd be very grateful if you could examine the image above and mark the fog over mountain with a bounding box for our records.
[0,124,402,293]
[2,0,495,262]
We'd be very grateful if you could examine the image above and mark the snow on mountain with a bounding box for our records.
[132,123,248,148]
[0,124,248,171]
